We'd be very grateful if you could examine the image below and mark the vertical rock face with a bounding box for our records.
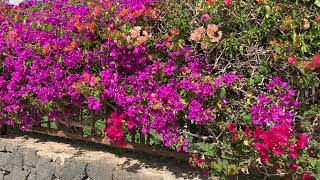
[0,135,205,180]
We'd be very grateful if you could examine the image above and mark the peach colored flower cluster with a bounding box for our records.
[127,26,153,47]
[190,24,223,49]
[190,27,206,42]
[207,24,223,43]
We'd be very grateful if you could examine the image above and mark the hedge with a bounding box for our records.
[0,0,319,179]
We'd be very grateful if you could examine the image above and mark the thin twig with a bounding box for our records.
[211,47,226,72]
[105,101,116,110]
[183,130,216,140]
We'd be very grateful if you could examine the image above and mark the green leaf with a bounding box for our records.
[189,143,218,156]
[36,21,42,28]
[260,64,271,74]
[212,162,223,172]
[254,75,263,84]
[239,46,244,55]
[265,5,271,18]
[227,164,241,175]
[310,159,316,168]
[248,78,254,86]
[274,47,281,54]
[292,33,298,45]
[315,0,320,7]
[179,90,187,97]
[180,98,187,105]
[245,98,251,109]
[242,113,252,123]
[297,167,304,174]
[93,91,100,99]
[220,88,226,99]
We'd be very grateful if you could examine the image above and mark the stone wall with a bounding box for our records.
[0,133,205,180]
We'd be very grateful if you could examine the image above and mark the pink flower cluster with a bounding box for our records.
[253,124,308,164]
[105,112,127,146]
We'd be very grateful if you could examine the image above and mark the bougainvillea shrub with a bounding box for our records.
[0,0,319,179]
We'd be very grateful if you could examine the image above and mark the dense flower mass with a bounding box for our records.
[0,0,221,148]
[253,124,308,163]
[0,0,319,179]
[250,76,299,126]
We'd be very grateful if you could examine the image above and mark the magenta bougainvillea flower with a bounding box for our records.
[250,77,298,126]
[87,96,102,111]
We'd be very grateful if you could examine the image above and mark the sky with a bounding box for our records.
[8,0,25,5]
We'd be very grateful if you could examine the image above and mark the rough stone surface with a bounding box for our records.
[113,169,165,180]
[0,134,204,180]
[0,170,7,179]
[0,143,5,152]
[27,168,37,180]
[0,153,12,172]
[3,167,30,180]
[35,157,55,180]
[58,158,87,180]
[20,147,39,168]
[87,159,116,180]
